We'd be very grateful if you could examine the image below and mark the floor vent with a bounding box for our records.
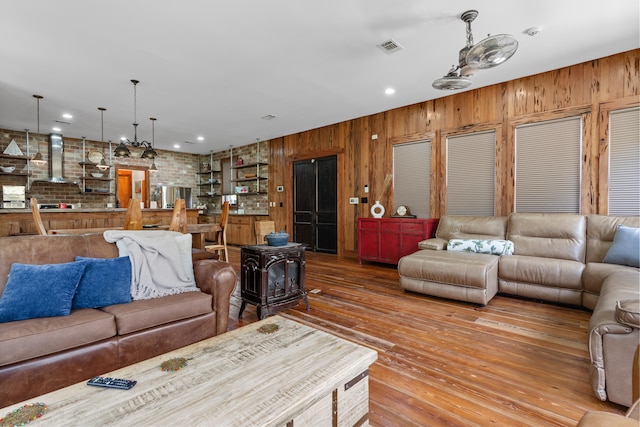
[377,39,404,54]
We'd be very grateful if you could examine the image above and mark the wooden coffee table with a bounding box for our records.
[1,315,377,426]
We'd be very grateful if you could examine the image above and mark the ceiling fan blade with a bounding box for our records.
[466,34,519,69]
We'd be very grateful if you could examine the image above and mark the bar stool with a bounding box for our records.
[205,201,229,262]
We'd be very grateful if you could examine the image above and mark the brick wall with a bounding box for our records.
[0,129,200,208]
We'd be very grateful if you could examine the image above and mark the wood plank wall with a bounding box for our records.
[266,49,639,258]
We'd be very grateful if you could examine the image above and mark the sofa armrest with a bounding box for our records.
[193,260,237,335]
[418,238,448,250]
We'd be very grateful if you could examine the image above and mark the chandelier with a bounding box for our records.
[113,79,158,159]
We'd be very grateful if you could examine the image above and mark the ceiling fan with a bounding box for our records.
[432,10,519,90]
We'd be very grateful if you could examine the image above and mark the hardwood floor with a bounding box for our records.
[224,246,626,426]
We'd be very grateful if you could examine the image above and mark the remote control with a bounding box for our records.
[87,376,137,390]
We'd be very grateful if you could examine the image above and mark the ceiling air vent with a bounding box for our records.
[261,114,277,120]
[377,39,404,54]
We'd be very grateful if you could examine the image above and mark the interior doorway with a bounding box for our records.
[293,155,337,253]
[116,166,149,208]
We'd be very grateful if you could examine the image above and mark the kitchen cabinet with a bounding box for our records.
[227,215,254,246]
[357,217,439,265]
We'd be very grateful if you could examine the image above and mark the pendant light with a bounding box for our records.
[30,95,47,165]
[141,117,158,160]
[96,107,110,171]
[148,117,159,172]
[114,79,157,159]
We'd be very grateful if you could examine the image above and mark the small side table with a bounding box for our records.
[239,243,310,319]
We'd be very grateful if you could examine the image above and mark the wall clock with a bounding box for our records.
[392,205,416,218]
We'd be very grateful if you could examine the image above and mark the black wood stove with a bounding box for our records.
[239,243,309,319]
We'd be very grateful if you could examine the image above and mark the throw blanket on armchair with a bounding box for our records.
[103,230,198,300]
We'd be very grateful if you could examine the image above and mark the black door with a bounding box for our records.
[293,156,337,253]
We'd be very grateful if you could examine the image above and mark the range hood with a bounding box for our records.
[33,134,77,184]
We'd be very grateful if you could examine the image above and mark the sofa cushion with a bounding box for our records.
[0,308,116,366]
[72,256,132,309]
[603,225,640,268]
[398,250,499,290]
[447,239,514,256]
[435,215,508,241]
[506,213,586,262]
[499,255,585,290]
[586,215,640,264]
[99,291,213,335]
[0,262,85,323]
[616,299,640,328]
[582,262,639,309]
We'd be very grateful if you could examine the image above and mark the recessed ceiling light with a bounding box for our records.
[197,136,204,141]
[62,113,73,119]
[173,144,180,149]
[52,127,61,132]
[385,88,395,95]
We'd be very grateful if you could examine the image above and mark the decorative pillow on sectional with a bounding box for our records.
[447,239,514,256]
[72,256,132,309]
[603,225,640,268]
[0,262,85,322]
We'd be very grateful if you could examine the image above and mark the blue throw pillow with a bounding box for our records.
[73,256,132,309]
[603,225,640,268]
[0,262,85,322]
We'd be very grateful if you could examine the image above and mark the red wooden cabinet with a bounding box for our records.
[357,217,439,265]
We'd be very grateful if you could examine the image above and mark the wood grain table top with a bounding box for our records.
[1,315,377,426]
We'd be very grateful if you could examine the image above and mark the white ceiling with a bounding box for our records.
[1,1,638,155]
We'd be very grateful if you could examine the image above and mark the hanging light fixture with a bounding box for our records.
[96,107,110,171]
[433,10,518,90]
[113,79,157,159]
[141,117,158,160]
[148,117,159,172]
[30,95,47,165]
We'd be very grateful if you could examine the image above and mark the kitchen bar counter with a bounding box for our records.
[0,208,201,238]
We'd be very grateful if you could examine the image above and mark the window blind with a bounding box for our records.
[393,140,431,218]
[609,107,640,215]
[446,131,495,216]
[515,117,582,213]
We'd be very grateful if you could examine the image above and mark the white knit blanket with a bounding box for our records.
[103,230,198,300]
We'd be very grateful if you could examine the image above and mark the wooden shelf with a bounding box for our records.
[0,171,31,176]
[81,191,114,196]
[81,176,113,181]
[230,177,267,183]
[231,162,267,170]
[0,153,30,161]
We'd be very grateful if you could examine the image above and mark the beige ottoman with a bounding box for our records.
[398,250,499,305]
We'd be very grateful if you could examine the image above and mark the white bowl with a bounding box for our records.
[90,172,104,178]
[0,166,15,173]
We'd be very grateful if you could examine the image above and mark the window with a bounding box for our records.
[393,140,431,218]
[515,117,582,213]
[608,107,640,215]
[446,131,495,216]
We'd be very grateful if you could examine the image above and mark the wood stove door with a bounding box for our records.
[265,256,302,303]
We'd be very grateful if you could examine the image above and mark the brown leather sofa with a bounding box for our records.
[0,233,237,406]
[398,213,639,407]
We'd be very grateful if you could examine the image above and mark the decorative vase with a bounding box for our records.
[370,201,385,218]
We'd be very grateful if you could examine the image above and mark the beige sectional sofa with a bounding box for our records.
[397,213,639,407]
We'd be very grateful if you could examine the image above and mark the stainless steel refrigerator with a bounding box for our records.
[152,186,193,209]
